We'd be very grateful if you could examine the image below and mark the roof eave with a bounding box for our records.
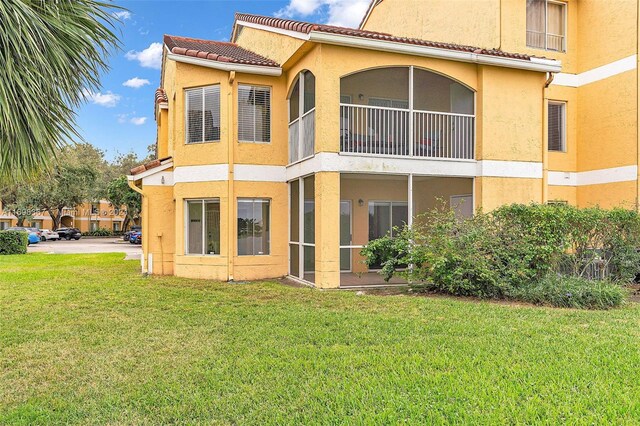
[235,19,311,41]
[165,46,282,76]
[308,31,562,73]
[127,159,174,182]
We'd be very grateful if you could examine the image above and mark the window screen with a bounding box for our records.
[238,85,271,143]
[237,199,270,255]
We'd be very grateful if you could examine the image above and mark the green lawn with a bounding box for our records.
[1,254,640,424]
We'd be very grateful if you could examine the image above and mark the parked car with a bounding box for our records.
[40,229,60,241]
[123,226,142,242]
[5,227,40,245]
[25,227,43,241]
[129,231,142,245]
[56,227,82,240]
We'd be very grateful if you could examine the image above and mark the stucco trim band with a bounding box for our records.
[548,165,638,186]
[552,55,637,88]
[174,164,230,183]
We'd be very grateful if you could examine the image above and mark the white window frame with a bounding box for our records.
[526,0,567,52]
[238,84,272,144]
[288,71,316,164]
[237,198,271,256]
[184,198,221,256]
[548,101,567,152]
[185,85,221,145]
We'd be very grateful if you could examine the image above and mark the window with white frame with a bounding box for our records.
[185,85,221,144]
[526,0,566,52]
[288,71,316,163]
[548,101,566,152]
[237,198,270,255]
[186,199,221,255]
[90,221,99,232]
[113,222,121,232]
[238,85,271,143]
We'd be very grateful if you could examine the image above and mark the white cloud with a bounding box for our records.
[275,0,370,28]
[122,77,151,89]
[112,11,132,21]
[125,42,163,69]
[83,90,121,108]
[130,117,148,126]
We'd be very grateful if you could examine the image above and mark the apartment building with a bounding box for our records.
[129,0,639,288]
[0,200,132,233]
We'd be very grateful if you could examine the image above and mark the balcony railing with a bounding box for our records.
[526,30,565,52]
[289,109,315,163]
[340,104,474,160]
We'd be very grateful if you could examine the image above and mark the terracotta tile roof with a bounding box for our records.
[130,156,172,176]
[164,34,279,67]
[234,13,534,61]
[155,88,168,104]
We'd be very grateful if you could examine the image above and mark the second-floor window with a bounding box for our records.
[185,85,220,144]
[238,85,271,143]
[548,101,566,152]
[526,0,566,52]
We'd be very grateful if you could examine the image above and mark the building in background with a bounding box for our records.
[130,0,640,287]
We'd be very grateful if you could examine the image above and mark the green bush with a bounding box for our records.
[511,274,626,310]
[82,228,113,237]
[362,203,638,308]
[0,231,28,255]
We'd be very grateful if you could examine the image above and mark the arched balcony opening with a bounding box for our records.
[288,70,315,163]
[340,67,475,159]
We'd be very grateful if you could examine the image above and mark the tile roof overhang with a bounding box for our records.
[129,157,173,179]
[163,34,282,75]
[232,13,561,73]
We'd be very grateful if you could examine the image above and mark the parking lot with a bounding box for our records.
[28,237,142,258]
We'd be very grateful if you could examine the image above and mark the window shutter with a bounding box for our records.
[238,85,271,143]
[548,102,565,151]
[186,89,203,144]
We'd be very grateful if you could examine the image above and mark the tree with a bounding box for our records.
[24,164,98,230]
[106,176,141,231]
[0,0,121,181]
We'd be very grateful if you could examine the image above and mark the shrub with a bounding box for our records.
[511,274,626,310]
[0,231,28,255]
[362,203,638,308]
[83,228,113,237]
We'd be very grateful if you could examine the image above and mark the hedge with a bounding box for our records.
[361,203,635,309]
[0,231,28,255]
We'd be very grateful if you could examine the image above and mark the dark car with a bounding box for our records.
[56,227,82,240]
[129,231,142,245]
[123,226,142,241]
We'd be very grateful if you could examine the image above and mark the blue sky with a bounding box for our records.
[79,0,371,160]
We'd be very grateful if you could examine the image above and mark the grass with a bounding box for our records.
[1,254,640,424]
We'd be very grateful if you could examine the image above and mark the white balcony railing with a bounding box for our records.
[526,30,565,52]
[289,109,315,163]
[340,104,474,160]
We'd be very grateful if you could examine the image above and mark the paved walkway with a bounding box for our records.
[28,238,141,259]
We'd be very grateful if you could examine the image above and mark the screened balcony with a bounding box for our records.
[288,71,315,163]
[339,67,475,160]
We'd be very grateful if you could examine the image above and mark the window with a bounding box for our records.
[288,71,316,163]
[91,203,99,215]
[186,200,221,255]
[185,86,220,144]
[237,199,270,255]
[527,0,566,52]
[90,221,99,232]
[113,222,121,232]
[238,85,271,143]
[0,221,8,230]
[548,101,566,152]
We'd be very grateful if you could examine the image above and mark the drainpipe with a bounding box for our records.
[542,72,555,203]
[128,178,149,274]
[227,71,236,282]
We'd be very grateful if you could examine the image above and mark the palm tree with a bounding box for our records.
[0,0,121,181]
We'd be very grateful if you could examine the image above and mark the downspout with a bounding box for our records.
[128,178,149,274]
[542,72,555,203]
[227,71,236,282]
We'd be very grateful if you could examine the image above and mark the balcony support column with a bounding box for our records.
[314,171,341,289]
[408,66,414,157]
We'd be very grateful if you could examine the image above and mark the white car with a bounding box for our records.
[40,229,60,241]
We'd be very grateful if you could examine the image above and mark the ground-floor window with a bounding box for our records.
[0,221,9,230]
[186,199,220,255]
[368,201,408,240]
[30,220,43,229]
[238,198,270,255]
[90,221,99,232]
[113,222,121,232]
